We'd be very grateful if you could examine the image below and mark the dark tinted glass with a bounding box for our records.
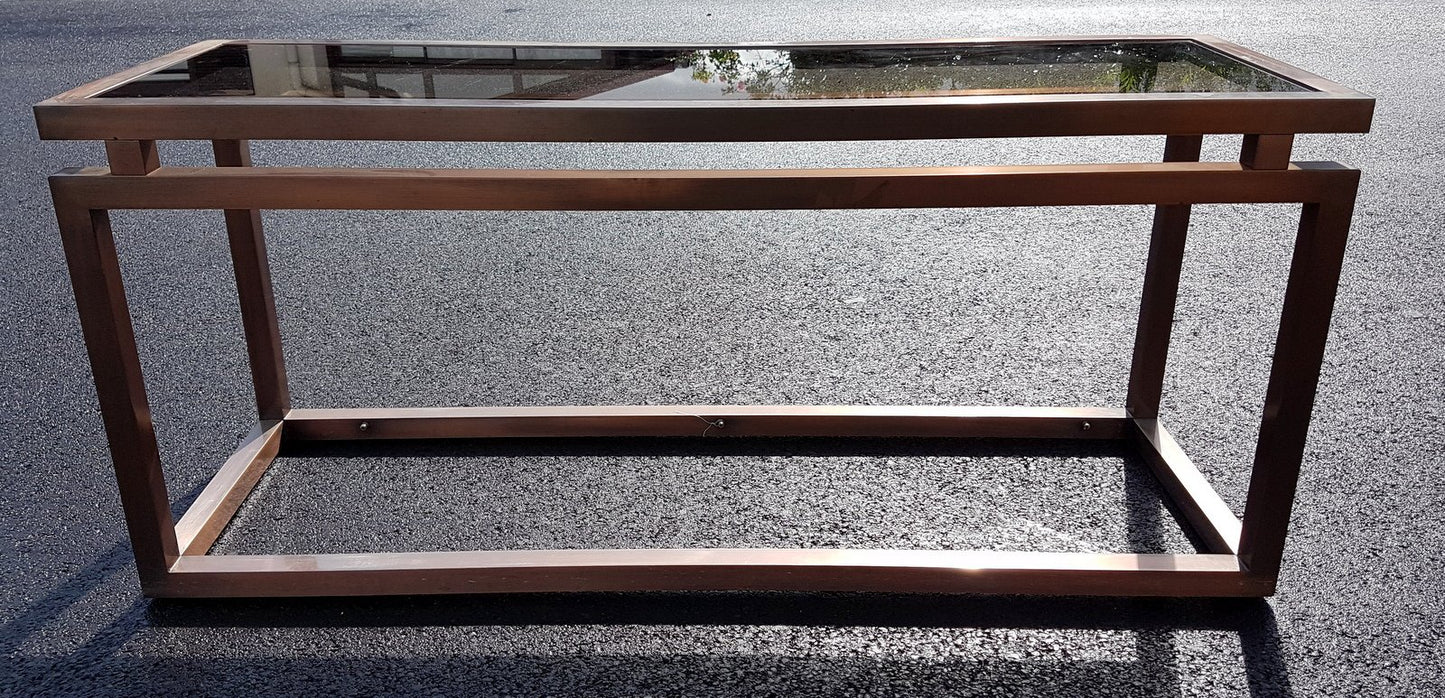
[97,41,1309,100]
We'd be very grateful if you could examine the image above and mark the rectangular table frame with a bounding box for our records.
[39,36,1370,599]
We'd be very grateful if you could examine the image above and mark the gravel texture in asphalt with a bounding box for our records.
[1,1,1442,696]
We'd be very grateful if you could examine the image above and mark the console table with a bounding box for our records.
[36,36,1373,598]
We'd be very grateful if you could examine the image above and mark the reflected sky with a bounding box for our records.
[98,41,1309,100]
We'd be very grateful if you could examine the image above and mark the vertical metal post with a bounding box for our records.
[103,140,159,175]
[213,139,291,420]
[1240,134,1294,170]
[1125,134,1203,419]
[1238,175,1358,577]
[51,190,178,591]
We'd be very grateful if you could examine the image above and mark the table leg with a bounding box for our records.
[1238,186,1357,577]
[52,195,177,590]
[213,140,290,420]
[1125,134,1202,419]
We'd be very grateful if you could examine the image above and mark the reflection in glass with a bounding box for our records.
[98,41,1309,101]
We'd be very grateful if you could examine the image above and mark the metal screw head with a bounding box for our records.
[358,422,369,432]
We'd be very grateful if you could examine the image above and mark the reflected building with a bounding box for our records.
[99,41,1307,101]
[104,44,683,99]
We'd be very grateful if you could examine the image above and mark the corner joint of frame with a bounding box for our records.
[273,412,298,451]
[47,170,98,210]
[1234,557,1279,596]
[1291,161,1363,201]
[140,566,175,597]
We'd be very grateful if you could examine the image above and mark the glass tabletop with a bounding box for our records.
[95,40,1309,101]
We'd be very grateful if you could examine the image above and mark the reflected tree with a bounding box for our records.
[670,43,1303,99]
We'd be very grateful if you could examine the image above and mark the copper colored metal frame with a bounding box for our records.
[37,36,1372,598]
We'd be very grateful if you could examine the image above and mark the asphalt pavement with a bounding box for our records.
[1,0,1442,695]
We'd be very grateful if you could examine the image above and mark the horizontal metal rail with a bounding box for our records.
[173,421,283,556]
[1130,418,1243,554]
[35,95,1375,142]
[50,161,1357,211]
[165,548,1268,597]
[282,405,1126,440]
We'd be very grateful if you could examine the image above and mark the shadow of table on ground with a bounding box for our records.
[4,551,1294,696]
[139,592,1292,696]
